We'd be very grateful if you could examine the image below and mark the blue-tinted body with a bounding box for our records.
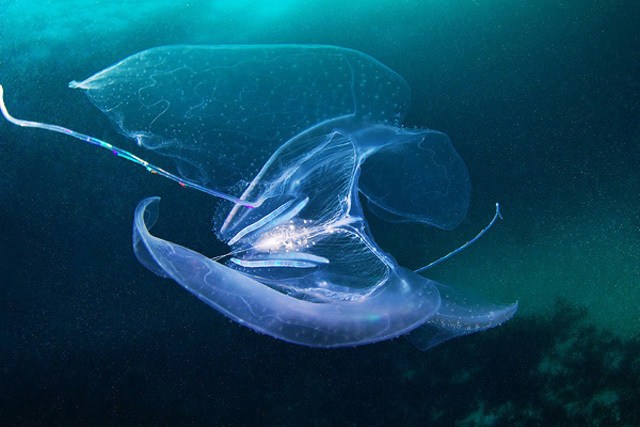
[3,45,517,348]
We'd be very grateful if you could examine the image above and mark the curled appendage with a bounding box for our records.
[0,84,258,208]
[415,203,503,273]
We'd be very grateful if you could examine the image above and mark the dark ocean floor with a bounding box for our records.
[1,300,638,426]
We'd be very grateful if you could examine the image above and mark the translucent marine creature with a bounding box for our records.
[0,45,517,349]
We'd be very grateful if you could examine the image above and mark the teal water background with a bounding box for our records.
[0,1,638,424]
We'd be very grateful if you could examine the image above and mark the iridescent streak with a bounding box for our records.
[228,197,310,246]
[0,84,257,208]
[230,252,330,269]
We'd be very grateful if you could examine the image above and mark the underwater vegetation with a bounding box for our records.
[0,300,637,425]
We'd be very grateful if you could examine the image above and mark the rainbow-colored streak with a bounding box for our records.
[0,84,258,208]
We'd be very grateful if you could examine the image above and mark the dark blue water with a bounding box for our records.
[0,1,638,424]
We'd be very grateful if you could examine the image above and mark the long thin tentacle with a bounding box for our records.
[0,84,258,208]
[415,203,502,273]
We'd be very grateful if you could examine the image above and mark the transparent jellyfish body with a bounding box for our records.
[0,45,516,349]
